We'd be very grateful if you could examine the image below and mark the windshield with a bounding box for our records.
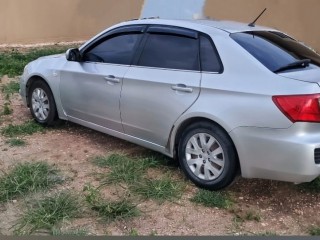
[230,31,320,73]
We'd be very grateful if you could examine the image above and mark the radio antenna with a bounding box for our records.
[248,8,267,27]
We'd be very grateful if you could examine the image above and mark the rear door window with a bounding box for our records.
[137,33,200,71]
[200,35,223,73]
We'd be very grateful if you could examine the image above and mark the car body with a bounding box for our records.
[20,18,320,190]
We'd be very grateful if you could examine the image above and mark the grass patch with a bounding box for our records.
[105,161,145,184]
[2,81,20,95]
[129,228,139,236]
[92,153,170,169]
[14,192,81,235]
[1,120,45,137]
[5,138,27,147]
[191,189,232,209]
[309,226,320,236]
[91,199,139,222]
[92,154,126,168]
[51,227,89,236]
[231,208,261,223]
[0,162,62,203]
[94,153,175,185]
[84,185,139,222]
[98,154,148,184]
[300,178,320,192]
[131,177,185,202]
[0,47,76,77]
[2,103,12,115]
[244,210,261,222]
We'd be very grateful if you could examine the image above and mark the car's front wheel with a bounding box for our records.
[28,80,58,125]
[178,122,238,190]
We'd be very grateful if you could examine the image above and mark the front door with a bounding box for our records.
[60,30,144,132]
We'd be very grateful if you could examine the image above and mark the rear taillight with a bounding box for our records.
[272,94,320,123]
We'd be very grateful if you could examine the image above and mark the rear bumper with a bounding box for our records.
[230,123,320,183]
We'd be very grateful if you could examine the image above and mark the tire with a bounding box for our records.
[178,122,238,190]
[28,80,59,126]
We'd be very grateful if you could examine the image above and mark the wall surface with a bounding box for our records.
[0,0,144,44]
[141,0,206,19]
[0,0,319,51]
[205,0,320,51]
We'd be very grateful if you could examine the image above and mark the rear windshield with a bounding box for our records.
[230,31,320,72]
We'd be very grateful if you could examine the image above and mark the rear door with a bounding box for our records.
[120,26,201,146]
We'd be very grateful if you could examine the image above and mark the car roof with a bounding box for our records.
[80,18,279,51]
[121,18,276,34]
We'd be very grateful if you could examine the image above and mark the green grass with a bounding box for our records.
[231,209,261,226]
[5,138,27,147]
[191,189,232,209]
[98,154,149,184]
[300,177,320,192]
[0,47,76,77]
[1,120,45,137]
[92,153,170,169]
[1,81,20,95]
[105,161,145,184]
[244,210,261,222]
[0,162,62,203]
[84,185,139,222]
[94,153,175,185]
[2,103,12,115]
[51,227,89,236]
[131,177,185,202]
[14,192,81,235]
[92,200,139,222]
[129,228,139,236]
[309,226,320,236]
[92,154,126,168]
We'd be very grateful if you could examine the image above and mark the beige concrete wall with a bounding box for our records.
[0,0,144,44]
[0,0,319,51]
[205,0,320,51]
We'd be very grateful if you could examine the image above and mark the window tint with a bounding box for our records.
[138,33,199,71]
[200,36,222,72]
[83,34,141,65]
[231,31,320,72]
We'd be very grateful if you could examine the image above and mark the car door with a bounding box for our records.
[60,26,144,132]
[120,26,201,147]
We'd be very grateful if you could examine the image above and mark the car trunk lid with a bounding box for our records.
[279,67,320,87]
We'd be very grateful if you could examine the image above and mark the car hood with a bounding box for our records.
[37,53,64,60]
[279,67,320,86]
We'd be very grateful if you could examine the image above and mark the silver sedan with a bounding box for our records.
[20,19,320,190]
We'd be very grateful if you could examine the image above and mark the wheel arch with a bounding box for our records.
[26,75,67,121]
[26,75,51,107]
[170,116,241,173]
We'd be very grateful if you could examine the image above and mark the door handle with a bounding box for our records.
[104,75,120,84]
[171,84,193,93]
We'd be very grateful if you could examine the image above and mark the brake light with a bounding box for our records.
[272,94,320,123]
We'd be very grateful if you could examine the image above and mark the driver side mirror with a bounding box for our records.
[66,48,81,62]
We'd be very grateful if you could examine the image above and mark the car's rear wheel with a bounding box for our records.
[178,122,238,190]
[28,80,58,125]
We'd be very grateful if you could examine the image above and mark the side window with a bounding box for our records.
[138,33,200,71]
[83,33,142,65]
[200,35,223,73]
